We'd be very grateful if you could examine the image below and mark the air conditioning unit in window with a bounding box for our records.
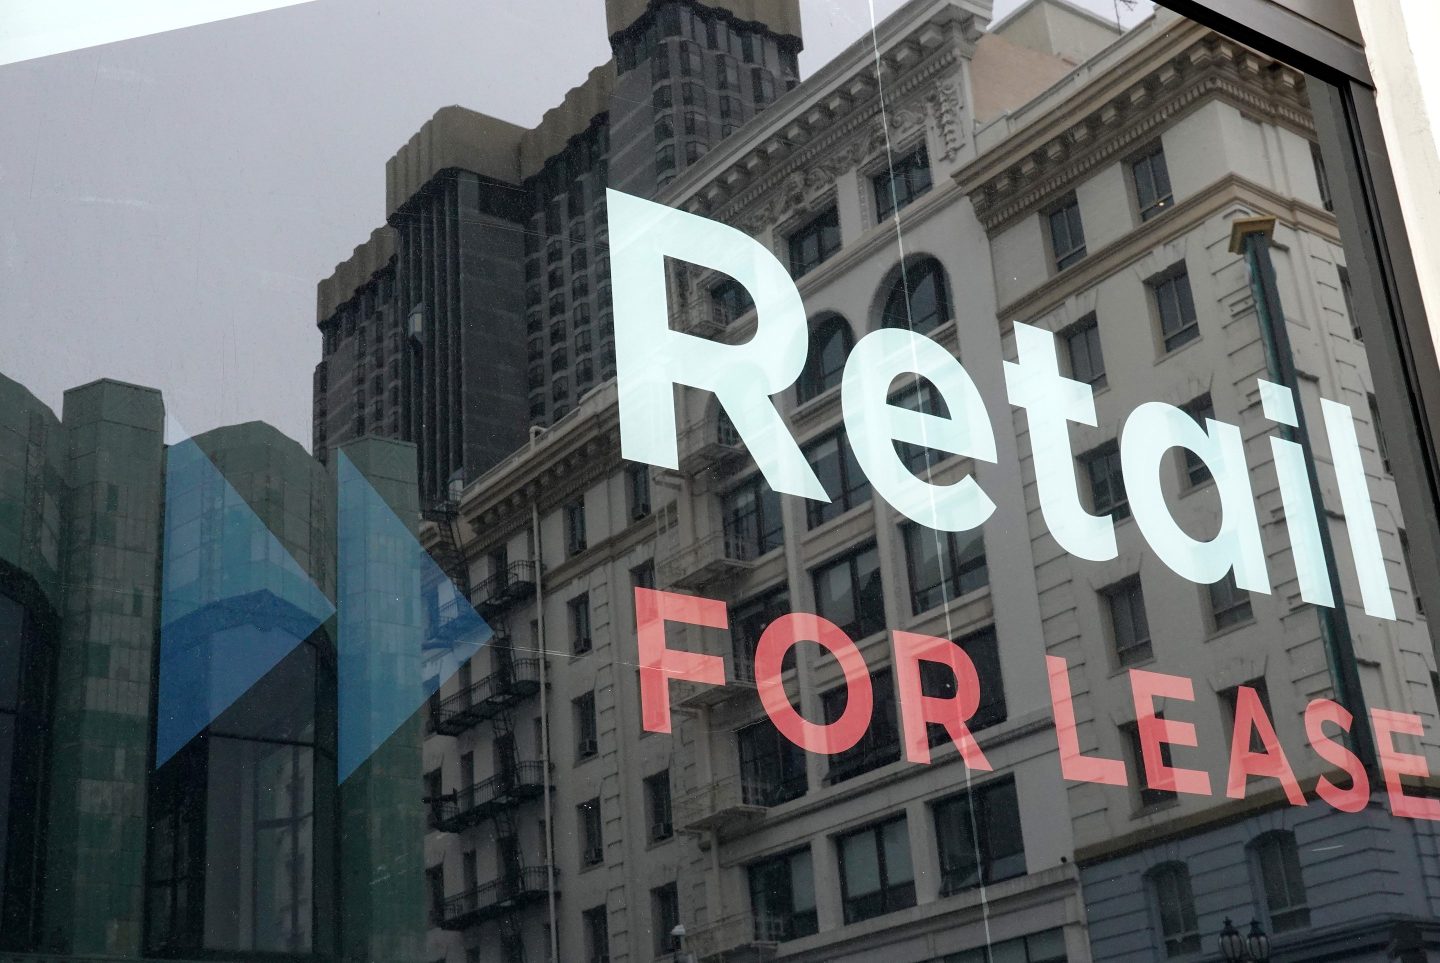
[651,821,673,841]
[579,738,598,758]
[584,846,603,865]
[575,636,593,655]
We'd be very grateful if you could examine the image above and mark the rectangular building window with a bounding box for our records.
[1253,832,1310,932]
[722,474,785,559]
[874,144,933,220]
[813,544,886,641]
[805,429,872,528]
[565,499,587,555]
[730,585,791,684]
[1124,719,1176,808]
[837,817,916,924]
[1311,141,1334,213]
[579,797,603,865]
[570,594,592,655]
[626,464,651,520]
[748,847,818,941]
[1048,195,1087,270]
[788,206,841,279]
[944,930,1067,963]
[583,904,610,963]
[903,523,988,614]
[921,626,1006,745]
[889,377,949,474]
[1180,394,1215,486]
[1150,862,1202,956]
[631,559,656,591]
[824,668,899,782]
[1369,392,1391,473]
[645,770,673,842]
[1105,577,1152,666]
[1219,677,1273,753]
[1152,265,1199,351]
[1340,265,1360,340]
[1401,529,1426,617]
[1064,314,1106,389]
[651,883,680,956]
[1132,143,1174,220]
[711,276,754,325]
[575,692,598,760]
[1082,442,1129,519]
[933,777,1025,895]
[737,716,807,806]
[1208,571,1253,631]
[423,865,444,927]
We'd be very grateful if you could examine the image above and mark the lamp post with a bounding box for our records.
[1218,917,1271,962]
[671,923,694,963]
[1228,214,1375,774]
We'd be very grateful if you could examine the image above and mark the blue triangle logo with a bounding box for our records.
[156,436,336,767]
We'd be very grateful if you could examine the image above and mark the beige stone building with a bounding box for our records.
[413,2,1439,963]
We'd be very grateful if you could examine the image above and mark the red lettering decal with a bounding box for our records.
[1225,685,1305,805]
[1372,708,1440,821]
[1304,699,1369,813]
[1130,669,1212,796]
[756,613,871,755]
[892,631,992,769]
[635,588,727,734]
[1046,656,1127,786]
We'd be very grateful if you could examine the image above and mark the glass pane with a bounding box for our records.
[4,2,1434,963]
[840,831,880,898]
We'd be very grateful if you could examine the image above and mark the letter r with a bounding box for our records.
[607,188,826,500]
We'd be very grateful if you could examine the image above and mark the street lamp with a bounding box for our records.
[1220,918,1246,962]
[671,923,693,963]
[1246,919,1272,962]
[1218,917,1271,962]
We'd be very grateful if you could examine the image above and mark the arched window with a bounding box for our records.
[1147,861,1200,957]
[1251,831,1309,932]
[797,315,852,404]
[880,257,951,334]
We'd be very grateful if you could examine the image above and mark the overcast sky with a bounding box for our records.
[0,0,1152,448]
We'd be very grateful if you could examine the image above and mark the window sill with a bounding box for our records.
[1205,616,1257,642]
[1132,796,1181,819]
[1154,331,1203,365]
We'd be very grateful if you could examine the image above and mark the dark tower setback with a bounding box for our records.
[312,0,802,506]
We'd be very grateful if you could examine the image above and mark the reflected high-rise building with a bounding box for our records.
[311,0,804,507]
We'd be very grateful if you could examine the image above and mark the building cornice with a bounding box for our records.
[956,23,1314,234]
[454,385,623,546]
[663,2,983,230]
[994,172,1339,326]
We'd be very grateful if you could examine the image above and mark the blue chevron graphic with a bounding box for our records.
[156,436,336,767]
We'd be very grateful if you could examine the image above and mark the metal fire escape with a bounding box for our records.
[426,559,551,963]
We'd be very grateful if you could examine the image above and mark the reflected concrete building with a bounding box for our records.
[395,2,1440,963]
[959,11,1440,960]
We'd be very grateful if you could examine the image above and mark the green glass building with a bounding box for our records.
[0,372,426,963]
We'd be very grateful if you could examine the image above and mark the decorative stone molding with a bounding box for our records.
[958,30,1314,234]
[679,11,978,238]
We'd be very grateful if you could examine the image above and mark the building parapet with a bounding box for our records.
[957,19,1314,232]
